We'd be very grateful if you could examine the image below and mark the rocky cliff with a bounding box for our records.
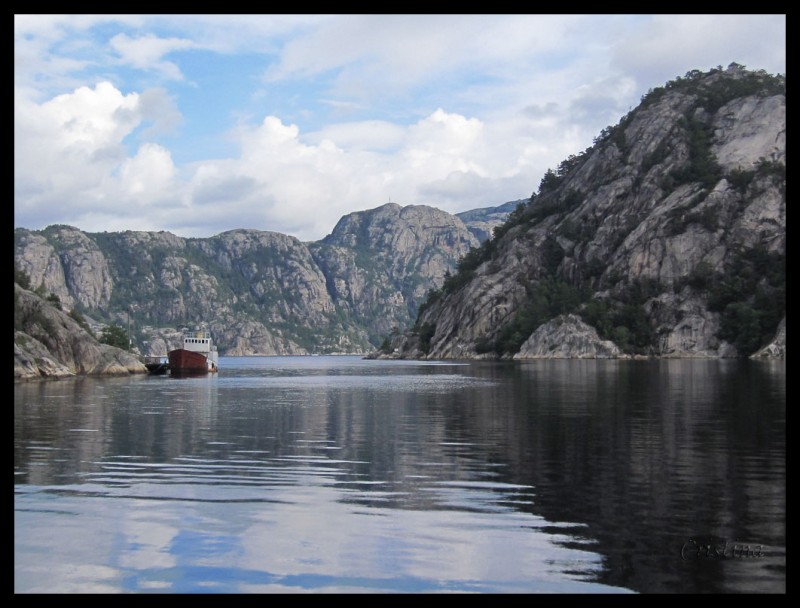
[513,314,623,359]
[15,202,505,357]
[387,64,785,360]
[15,65,785,364]
[310,203,479,343]
[14,283,146,379]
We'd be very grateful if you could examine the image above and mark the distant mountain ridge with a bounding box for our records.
[456,199,527,241]
[15,64,785,375]
[14,199,516,361]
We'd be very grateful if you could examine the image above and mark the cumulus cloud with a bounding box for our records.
[110,33,196,80]
[14,81,185,231]
[118,143,177,197]
[14,14,786,242]
[13,76,615,241]
[171,106,560,238]
[307,120,406,151]
[134,87,183,137]
[15,81,139,206]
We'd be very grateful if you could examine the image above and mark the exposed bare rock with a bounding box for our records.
[457,199,527,241]
[16,65,784,363]
[646,291,736,358]
[14,284,147,380]
[392,65,785,360]
[311,203,480,342]
[712,95,785,171]
[15,201,502,357]
[15,335,74,379]
[219,319,307,356]
[751,317,786,359]
[15,226,115,312]
[514,314,622,359]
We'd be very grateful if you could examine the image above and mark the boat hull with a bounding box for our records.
[168,348,216,375]
[145,362,169,375]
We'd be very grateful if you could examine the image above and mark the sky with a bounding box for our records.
[14,14,786,242]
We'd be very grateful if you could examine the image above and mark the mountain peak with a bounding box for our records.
[389,65,785,360]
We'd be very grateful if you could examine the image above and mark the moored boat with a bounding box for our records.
[168,326,219,375]
[143,355,169,375]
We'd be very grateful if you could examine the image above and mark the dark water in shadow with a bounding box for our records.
[15,357,785,593]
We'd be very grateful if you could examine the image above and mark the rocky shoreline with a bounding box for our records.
[14,284,147,381]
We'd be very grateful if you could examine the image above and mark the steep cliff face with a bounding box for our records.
[15,203,501,356]
[311,204,479,342]
[193,229,341,354]
[401,65,785,360]
[14,226,114,311]
[16,65,784,362]
[14,284,146,379]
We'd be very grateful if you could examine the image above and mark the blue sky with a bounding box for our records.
[14,14,786,241]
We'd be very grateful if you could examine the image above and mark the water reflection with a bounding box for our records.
[15,357,784,593]
[495,359,786,593]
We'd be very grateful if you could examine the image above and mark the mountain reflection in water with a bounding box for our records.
[15,357,784,593]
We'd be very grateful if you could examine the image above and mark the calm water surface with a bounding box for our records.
[15,356,785,593]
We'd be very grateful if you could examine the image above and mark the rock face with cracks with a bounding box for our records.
[513,314,623,359]
[15,201,505,358]
[14,66,785,367]
[386,65,785,361]
[14,284,146,380]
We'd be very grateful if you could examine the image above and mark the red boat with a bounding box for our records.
[168,327,219,375]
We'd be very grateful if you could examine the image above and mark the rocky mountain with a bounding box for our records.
[310,203,479,344]
[15,201,510,358]
[15,65,785,366]
[14,283,146,379]
[456,199,527,241]
[381,64,785,360]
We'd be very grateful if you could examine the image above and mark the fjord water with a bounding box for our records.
[15,357,785,593]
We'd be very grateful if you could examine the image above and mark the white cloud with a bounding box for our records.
[15,81,138,206]
[306,120,406,151]
[14,81,186,231]
[134,87,183,137]
[404,109,485,173]
[109,33,195,80]
[14,14,787,241]
[12,77,618,241]
[14,15,146,97]
[176,107,555,237]
[118,143,176,197]
[611,15,787,86]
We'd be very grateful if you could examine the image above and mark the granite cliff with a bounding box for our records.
[15,201,509,360]
[14,283,146,379]
[310,203,479,343]
[15,65,785,369]
[381,65,785,360]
